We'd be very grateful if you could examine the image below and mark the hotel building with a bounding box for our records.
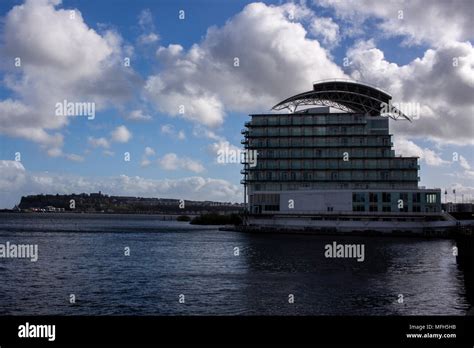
[241,80,451,233]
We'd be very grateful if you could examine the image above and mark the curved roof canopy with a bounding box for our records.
[272,79,411,121]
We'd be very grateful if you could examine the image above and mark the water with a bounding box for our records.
[0,213,471,315]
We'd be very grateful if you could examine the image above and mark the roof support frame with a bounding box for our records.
[272,80,411,121]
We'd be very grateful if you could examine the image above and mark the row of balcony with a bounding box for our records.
[242,177,420,182]
[244,115,371,127]
[248,164,419,170]
[242,140,394,148]
[250,147,397,154]
[244,132,382,137]
[246,171,419,181]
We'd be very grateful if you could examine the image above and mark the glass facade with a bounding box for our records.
[242,110,440,214]
[243,112,418,191]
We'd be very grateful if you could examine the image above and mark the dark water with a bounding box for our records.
[0,213,471,315]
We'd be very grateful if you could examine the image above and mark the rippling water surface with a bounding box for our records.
[0,213,471,315]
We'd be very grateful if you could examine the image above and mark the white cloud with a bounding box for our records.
[140,146,156,167]
[161,124,186,140]
[161,124,174,135]
[192,125,224,141]
[0,160,240,208]
[137,9,159,45]
[191,125,241,164]
[138,33,159,45]
[315,0,474,145]
[110,125,132,143]
[0,0,139,153]
[393,136,449,166]
[459,155,471,170]
[140,146,155,167]
[144,146,155,156]
[141,158,151,167]
[309,17,340,48]
[208,140,242,165]
[346,40,474,144]
[64,153,85,162]
[144,2,345,127]
[47,147,63,158]
[128,109,152,121]
[159,153,205,173]
[88,136,110,149]
[0,160,27,190]
[320,0,473,46]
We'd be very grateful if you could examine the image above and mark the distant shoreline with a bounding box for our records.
[0,210,200,216]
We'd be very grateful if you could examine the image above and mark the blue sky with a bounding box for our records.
[0,0,473,208]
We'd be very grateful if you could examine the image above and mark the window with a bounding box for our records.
[369,205,378,212]
[400,193,408,203]
[264,205,280,211]
[268,117,278,125]
[268,128,278,136]
[426,193,437,204]
[353,193,365,203]
[369,193,378,203]
[292,127,302,136]
[292,160,301,169]
[382,206,391,212]
[291,149,302,157]
[382,193,391,203]
[413,192,421,203]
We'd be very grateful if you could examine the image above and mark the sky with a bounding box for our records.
[0,0,473,208]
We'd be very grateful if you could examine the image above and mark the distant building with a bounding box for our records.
[443,203,474,213]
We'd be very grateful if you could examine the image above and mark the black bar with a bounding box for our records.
[0,316,473,346]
